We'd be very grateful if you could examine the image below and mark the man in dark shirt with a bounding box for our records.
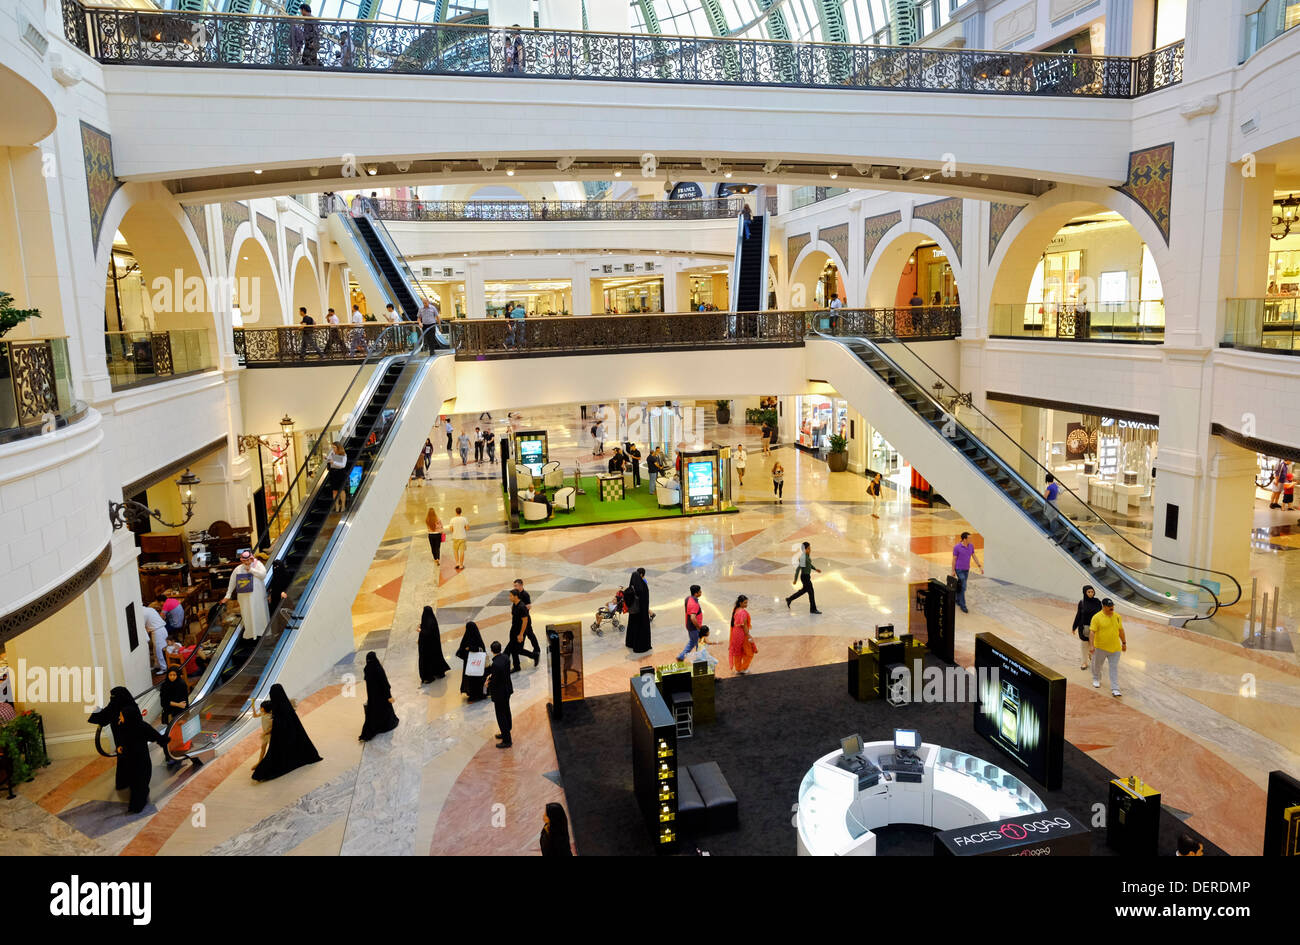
[607,447,625,475]
[625,442,643,487]
[507,588,539,671]
[485,641,514,748]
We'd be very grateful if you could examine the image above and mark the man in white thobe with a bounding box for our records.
[224,549,269,639]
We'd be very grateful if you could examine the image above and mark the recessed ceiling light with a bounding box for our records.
[506,167,515,176]
[253,169,263,175]
[613,167,622,177]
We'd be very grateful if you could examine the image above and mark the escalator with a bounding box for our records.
[94,326,452,764]
[730,211,769,314]
[810,333,1241,625]
[353,215,420,319]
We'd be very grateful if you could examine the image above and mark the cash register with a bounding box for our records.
[879,728,925,783]
[834,734,882,789]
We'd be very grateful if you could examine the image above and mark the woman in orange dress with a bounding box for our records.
[729,595,756,674]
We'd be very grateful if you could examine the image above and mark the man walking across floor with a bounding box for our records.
[473,426,484,464]
[677,585,705,662]
[1088,597,1127,697]
[785,541,823,614]
[485,641,514,748]
[444,416,454,452]
[507,587,540,672]
[951,532,983,614]
[448,506,469,570]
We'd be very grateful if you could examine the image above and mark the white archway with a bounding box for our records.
[290,251,323,321]
[863,218,965,309]
[788,239,852,310]
[229,230,285,325]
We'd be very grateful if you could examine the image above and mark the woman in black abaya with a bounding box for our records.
[251,683,322,781]
[625,567,652,654]
[418,606,451,684]
[456,621,487,702]
[359,652,400,741]
[88,687,168,813]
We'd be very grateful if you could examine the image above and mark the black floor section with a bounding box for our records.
[549,660,1224,856]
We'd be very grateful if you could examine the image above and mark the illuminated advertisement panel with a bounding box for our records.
[685,460,715,509]
[973,633,1066,790]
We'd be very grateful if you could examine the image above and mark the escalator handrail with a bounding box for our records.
[855,331,1242,609]
[828,334,1233,616]
[159,329,446,759]
[366,211,431,307]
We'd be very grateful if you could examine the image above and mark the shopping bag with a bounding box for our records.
[466,651,487,677]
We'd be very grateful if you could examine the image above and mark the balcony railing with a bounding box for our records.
[61,3,1182,99]
[233,323,417,366]
[803,305,962,339]
[105,328,216,390]
[1242,0,1300,61]
[0,337,85,445]
[323,195,745,223]
[990,302,1165,343]
[1222,297,1300,353]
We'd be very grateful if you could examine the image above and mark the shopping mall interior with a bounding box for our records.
[1,0,1298,876]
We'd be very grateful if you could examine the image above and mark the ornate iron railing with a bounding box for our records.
[62,4,1182,99]
[802,305,963,339]
[0,337,83,442]
[234,323,416,365]
[105,328,216,390]
[325,195,744,222]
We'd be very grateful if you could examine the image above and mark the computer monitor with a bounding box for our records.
[840,734,863,758]
[894,728,919,752]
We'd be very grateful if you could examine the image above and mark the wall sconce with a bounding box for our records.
[108,469,201,531]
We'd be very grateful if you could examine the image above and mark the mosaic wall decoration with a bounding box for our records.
[221,201,247,262]
[256,213,279,260]
[80,121,122,252]
[819,223,849,266]
[913,197,963,264]
[987,201,1025,262]
[786,232,812,272]
[182,204,210,262]
[307,238,319,263]
[284,227,302,262]
[1114,142,1174,244]
[862,210,902,268]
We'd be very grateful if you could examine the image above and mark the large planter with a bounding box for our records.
[716,407,731,425]
[827,451,849,472]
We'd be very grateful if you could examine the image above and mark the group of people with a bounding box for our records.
[674,585,758,674]
[1265,456,1296,510]
[457,422,497,466]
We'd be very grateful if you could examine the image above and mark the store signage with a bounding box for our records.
[686,460,715,508]
[935,808,1090,856]
[1100,417,1158,431]
[669,182,704,201]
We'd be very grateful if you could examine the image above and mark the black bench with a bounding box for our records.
[679,761,738,834]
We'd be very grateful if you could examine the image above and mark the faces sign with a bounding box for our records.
[935,808,1091,856]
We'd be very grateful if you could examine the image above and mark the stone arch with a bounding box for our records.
[985,185,1175,338]
[788,239,851,310]
[95,183,216,347]
[289,251,323,321]
[863,218,964,308]
[229,228,285,325]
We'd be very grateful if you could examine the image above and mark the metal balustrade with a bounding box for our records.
[0,336,85,443]
[322,195,745,222]
[234,323,413,366]
[61,2,1182,99]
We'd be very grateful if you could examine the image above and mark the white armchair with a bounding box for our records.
[515,464,534,491]
[543,466,564,490]
[521,499,550,522]
[540,460,561,477]
[656,476,681,508]
[553,486,576,512]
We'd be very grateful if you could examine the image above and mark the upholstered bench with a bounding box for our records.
[685,761,738,832]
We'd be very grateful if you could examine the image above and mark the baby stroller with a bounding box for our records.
[591,588,627,636]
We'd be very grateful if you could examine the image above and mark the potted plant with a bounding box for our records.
[0,291,41,338]
[827,433,849,472]
[715,399,731,425]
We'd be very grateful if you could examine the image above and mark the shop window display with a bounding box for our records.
[797,396,847,453]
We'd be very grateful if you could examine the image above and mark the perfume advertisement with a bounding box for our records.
[974,633,1067,789]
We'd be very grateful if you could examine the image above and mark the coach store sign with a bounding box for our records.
[935,808,1090,856]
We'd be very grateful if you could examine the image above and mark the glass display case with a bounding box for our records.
[797,760,868,854]
[933,747,1047,820]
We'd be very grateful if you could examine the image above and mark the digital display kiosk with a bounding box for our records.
[685,460,715,509]
[514,431,548,477]
[973,633,1066,790]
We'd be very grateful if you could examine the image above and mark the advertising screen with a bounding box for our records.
[685,460,715,509]
[348,463,364,496]
[973,633,1066,789]
[518,437,545,476]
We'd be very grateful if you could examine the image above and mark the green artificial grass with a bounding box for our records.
[513,475,736,531]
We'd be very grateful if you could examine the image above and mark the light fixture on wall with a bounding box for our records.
[253,168,263,175]
[1272,194,1300,240]
[107,469,201,531]
[828,167,840,180]
[365,165,378,176]
[505,165,516,176]
[613,166,622,178]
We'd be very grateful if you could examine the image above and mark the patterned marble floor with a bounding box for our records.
[6,404,1299,857]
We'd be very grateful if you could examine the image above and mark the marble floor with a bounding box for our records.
[6,404,1299,857]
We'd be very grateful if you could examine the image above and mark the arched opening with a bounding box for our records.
[790,249,845,310]
[290,254,322,322]
[864,229,961,309]
[991,205,1165,341]
[104,198,216,387]
[326,264,348,319]
[231,235,284,326]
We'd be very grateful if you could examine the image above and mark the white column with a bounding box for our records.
[487,0,531,27]
[464,259,486,318]
[661,258,679,313]
[538,0,582,29]
[583,0,627,32]
[1106,0,1137,56]
[570,258,592,316]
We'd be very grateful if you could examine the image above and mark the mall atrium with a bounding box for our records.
[0,0,1296,874]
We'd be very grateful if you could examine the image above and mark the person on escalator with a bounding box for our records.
[327,441,350,512]
[159,668,189,728]
[740,202,752,241]
[88,688,169,813]
[225,550,270,639]
[419,296,441,352]
[1071,585,1103,671]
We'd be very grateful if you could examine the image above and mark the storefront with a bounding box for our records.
[796,395,848,453]
[595,276,664,314]
[485,280,572,318]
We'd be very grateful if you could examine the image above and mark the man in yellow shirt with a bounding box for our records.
[1088,597,1127,697]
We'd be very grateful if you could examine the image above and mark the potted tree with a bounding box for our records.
[0,291,41,338]
[715,399,731,425]
[827,433,849,472]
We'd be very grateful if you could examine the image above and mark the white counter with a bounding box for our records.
[795,741,1047,856]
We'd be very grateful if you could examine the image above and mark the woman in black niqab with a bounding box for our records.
[418,606,451,684]
[540,802,573,856]
[456,621,487,701]
[624,568,652,654]
[88,686,167,812]
[359,652,399,741]
[1071,584,1104,671]
[251,683,322,781]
